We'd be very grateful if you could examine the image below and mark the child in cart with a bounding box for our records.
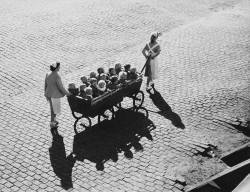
[68,83,79,96]
[79,84,87,98]
[84,87,93,100]
[127,67,138,80]
[80,76,90,87]
[107,76,118,90]
[97,67,105,81]
[89,78,99,98]
[97,80,107,95]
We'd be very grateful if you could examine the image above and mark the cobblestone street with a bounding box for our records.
[0,0,250,191]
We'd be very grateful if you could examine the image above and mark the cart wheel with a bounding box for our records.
[136,107,149,118]
[133,91,144,109]
[98,110,113,123]
[74,117,91,134]
[72,112,83,119]
[114,102,122,110]
[111,107,115,119]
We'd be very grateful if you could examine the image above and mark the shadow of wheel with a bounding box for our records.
[97,108,115,124]
[133,91,144,109]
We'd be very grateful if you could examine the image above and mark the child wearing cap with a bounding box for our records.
[97,80,107,95]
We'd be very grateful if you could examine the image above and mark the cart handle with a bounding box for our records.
[140,57,150,74]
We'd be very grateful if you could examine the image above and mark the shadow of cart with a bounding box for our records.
[72,108,155,171]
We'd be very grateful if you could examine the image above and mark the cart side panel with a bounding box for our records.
[67,96,91,116]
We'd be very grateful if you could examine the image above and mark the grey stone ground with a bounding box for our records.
[0,0,250,191]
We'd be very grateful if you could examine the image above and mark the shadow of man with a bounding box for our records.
[49,128,76,190]
[147,86,185,129]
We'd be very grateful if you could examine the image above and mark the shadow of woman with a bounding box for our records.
[147,86,185,129]
[49,130,76,190]
[72,108,155,171]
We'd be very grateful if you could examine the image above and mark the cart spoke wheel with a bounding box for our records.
[114,102,122,110]
[72,112,83,119]
[98,110,113,123]
[133,91,144,108]
[111,107,115,119]
[74,117,91,134]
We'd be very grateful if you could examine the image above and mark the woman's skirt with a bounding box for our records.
[51,98,61,115]
[144,57,158,80]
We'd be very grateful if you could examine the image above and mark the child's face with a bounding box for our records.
[110,69,115,75]
[81,76,87,83]
[100,75,106,81]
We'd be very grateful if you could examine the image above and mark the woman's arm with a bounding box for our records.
[142,45,149,59]
[44,74,48,98]
[56,75,71,96]
[151,45,161,59]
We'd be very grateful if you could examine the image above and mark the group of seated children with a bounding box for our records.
[68,63,139,100]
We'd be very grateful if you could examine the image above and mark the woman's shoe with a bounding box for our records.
[146,86,151,90]
[50,121,58,128]
[146,86,152,93]
[151,83,155,88]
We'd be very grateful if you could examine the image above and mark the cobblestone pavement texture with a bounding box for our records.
[0,0,250,191]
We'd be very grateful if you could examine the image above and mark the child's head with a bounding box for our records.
[124,64,131,72]
[99,73,108,81]
[108,68,116,76]
[97,80,106,92]
[118,71,127,80]
[115,63,122,74]
[89,77,97,86]
[130,67,137,74]
[84,87,93,97]
[68,83,79,95]
[110,76,118,84]
[80,84,87,92]
[80,76,88,84]
[90,72,97,79]
[97,67,105,75]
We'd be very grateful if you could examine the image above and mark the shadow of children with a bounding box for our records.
[147,87,185,129]
[72,108,155,171]
[49,132,76,190]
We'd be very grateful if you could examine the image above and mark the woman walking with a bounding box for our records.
[44,62,71,127]
[142,32,161,91]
